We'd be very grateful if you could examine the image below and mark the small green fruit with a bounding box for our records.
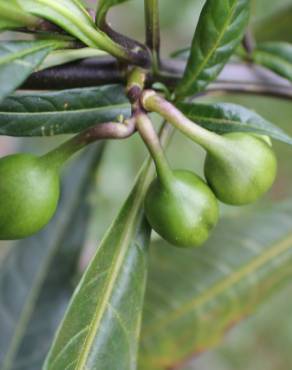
[144,170,219,248]
[0,153,60,240]
[204,132,277,205]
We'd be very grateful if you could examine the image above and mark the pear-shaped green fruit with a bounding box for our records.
[204,132,277,205]
[0,153,60,240]
[144,170,219,248]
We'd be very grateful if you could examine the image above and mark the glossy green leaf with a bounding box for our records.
[139,200,292,370]
[0,0,38,30]
[0,40,66,103]
[176,0,251,97]
[0,144,105,370]
[177,101,292,145]
[96,0,129,26]
[43,162,153,370]
[0,85,130,137]
[253,42,292,82]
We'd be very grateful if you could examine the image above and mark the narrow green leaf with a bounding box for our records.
[0,144,105,370]
[178,101,292,145]
[0,40,66,103]
[17,0,97,47]
[43,162,153,370]
[139,200,292,370]
[176,0,251,97]
[37,48,108,71]
[96,0,129,26]
[0,0,39,30]
[253,42,292,82]
[0,85,131,137]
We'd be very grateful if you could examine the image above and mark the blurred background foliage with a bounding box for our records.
[0,0,291,369]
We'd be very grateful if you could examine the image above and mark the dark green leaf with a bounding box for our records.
[176,0,251,97]
[177,101,292,145]
[139,200,292,370]
[0,40,66,103]
[253,42,292,82]
[0,0,38,30]
[0,144,105,370]
[0,85,130,137]
[43,162,153,370]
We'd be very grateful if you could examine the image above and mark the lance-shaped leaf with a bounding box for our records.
[0,85,131,137]
[0,0,39,30]
[253,42,292,82]
[177,101,292,145]
[0,40,67,103]
[43,160,154,370]
[139,200,292,370]
[0,144,105,370]
[17,0,96,47]
[176,0,251,97]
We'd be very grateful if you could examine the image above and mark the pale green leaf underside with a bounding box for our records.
[0,145,105,370]
[0,85,131,137]
[139,201,292,369]
[17,0,106,49]
[178,101,292,145]
[43,162,153,370]
[176,0,251,97]
[0,0,37,30]
[0,41,62,102]
[253,41,292,82]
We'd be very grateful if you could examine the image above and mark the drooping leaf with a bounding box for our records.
[0,85,130,137]
[17,0,98,48]
[177,101,292,145]
[253,42,292,82]
[0,144,105,370]
[96,0,130,26]
[176,0,251,97]
[0,40,67,103]
[139,200,292,370]
[17,0,140,65]
[0,0,39,30]
[43,161,153,370]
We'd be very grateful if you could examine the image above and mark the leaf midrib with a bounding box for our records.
[0,43,54,67]
[142,232,292,339]
[181,0,239,92]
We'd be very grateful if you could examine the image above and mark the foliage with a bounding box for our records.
[0,1,291,370]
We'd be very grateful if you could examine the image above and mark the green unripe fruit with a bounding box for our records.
[144,170,219,248]
[204,132,277,205]
[0,153,60,240]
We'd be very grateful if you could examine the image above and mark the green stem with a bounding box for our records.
[126,67,147,103]
[141,91,225,153]
[144,0,160,72]
[136,113,174,189]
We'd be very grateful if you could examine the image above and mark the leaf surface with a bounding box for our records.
[178,101,292,145]
[0,41,65,103]
[0,0,38,30]
[43,162,153,370]
[0,144,105,370]
[139,201,292,370]
[253,42,292,82]
[0,85,130,137]
[176,0,251,97]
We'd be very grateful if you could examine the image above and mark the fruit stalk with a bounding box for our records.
[136,113,174,189]
[42,118,136,169]
[142,90,225,152]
